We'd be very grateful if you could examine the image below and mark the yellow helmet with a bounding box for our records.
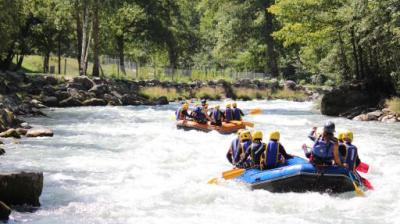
[336,129,347,141]
[182,103,189,110]
[240,130,251,141]
[226,103,231,108]
[237,129,245,136]
[269,130,280,141]
[252,130,263,140]
[232,102,237,107]
[214,105,220,109]
[344,130,353,142]
[316,127,323,137]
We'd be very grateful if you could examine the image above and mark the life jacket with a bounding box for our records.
[344,142,358,171]
[261,140,280,168]
[238,140,252,162]
[250,141,266,166]
[176,108,184,120]
[311,136,334,161]
[233,108,242,120]
[212,109,221,122]
[225,108,233,122]
[194,107,206,121]
[230,138,240,164]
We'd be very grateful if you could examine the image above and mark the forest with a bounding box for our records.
[0,0,399,90]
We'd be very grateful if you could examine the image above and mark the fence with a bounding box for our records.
[101,56,271,81]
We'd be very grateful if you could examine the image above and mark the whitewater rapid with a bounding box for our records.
[1,100,399,224]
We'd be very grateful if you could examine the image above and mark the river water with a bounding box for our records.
[1,100,399,224]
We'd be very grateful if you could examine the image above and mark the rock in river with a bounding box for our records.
[26,128,54,137]
[0,172,43,206]
[0,201,11,220]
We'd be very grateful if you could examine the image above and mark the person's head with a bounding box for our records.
[240,130,251,141]
[182,103,189,110]
[232,102,237,108]
[344,130,353,143]
[226,103,231,108]
[252,130,263,141]
[204,103,208,109]
[237,129,245,136]
[323,121,335,137]
[214,105,220,110]
[201,99,207,106]
[269,130,280,141]
[336,129,347,142]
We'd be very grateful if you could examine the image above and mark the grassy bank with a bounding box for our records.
[386,97,400,114]
[139,86,308,102]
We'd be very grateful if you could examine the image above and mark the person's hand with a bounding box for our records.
[302,144,308,150]
[343,163,349,169]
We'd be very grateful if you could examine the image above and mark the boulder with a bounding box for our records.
[0,172,43,206]
[284,80,297,91]
[154,96,169,105]
[103,94,122,106]
[0,129,20,138]
[59,97,83,107]
[54,90,70,102]
[20,122,31,129]
[0,109,18,131]
[381,115,397,123]
[352,114,369,121]
[82,98,107,106]
[366,110,383,121]
[0,201,11,220]
[42,96,59,107]
[0,148,5,156]
[43,75,58,85]
[26,128,54,137]
[16,128,28,136]
[41,85,56,96]
[121,94,144,105]
[88,84,109,96]
[71,76,95,90]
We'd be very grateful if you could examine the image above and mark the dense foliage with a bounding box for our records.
[0,0,399,90]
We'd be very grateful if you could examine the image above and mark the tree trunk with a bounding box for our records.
[58,33,62,74]
[15,55,24,71]
[43,52,50,73]
[75,0,83,74]
[80,0,89,76]
[337,31,351,80]
[350,28,360,80]
[263,0,279,77]
[357,46,365,79]
[116,35,126,75]
[92,1,100,77]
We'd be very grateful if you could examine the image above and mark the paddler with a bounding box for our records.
[176,102,192,120]
[232,102,245,121]
[259,130,293,170]
[235,130,252,168]
[342,130,361,171]
[226,129,245,166]
[224,103,234,122]
[210,105,224,126]
[191,104,208,124]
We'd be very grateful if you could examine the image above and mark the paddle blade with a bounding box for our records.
[222,169,245,179]
[353,181,365,196]
[356,162,369,173]
[249,108,262,115]
[361,177,374,190]
[207,177,219,185]
[243,121,254,128]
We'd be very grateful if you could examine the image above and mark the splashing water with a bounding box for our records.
[1,100,399,224]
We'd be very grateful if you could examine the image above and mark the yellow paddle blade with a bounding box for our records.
[243,121,254,128]
[249,108,262,115]
[207,177,219,185]
[230,121,242,125]
[222,169,245,179]
[353,181,365,197]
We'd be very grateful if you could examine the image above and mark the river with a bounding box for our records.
[1,100,399,224]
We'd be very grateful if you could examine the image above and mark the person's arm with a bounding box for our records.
[226,147,233,164]
[279,143,293,159]
[240,109,245,116]
[333,142,342,166]
[308,127,317,141]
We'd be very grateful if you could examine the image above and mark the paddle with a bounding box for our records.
[230,120,254,128]
[249,108,262,115]
[356,162,369,173]
[360,175,374,190]
[208,168,246,184]
[349,172,365,197]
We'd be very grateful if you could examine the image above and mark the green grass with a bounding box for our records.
[386,97,400,114]
[139,87,190,101]
[194,86,225,100]
[234,88,270,100]
[270,89,308,101]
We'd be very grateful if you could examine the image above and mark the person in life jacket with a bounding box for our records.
[232,102,245,121]
[210,105,225,126]
[224,103,234,122]
[342,130,361,171]
[202,103,212,121]
[191,104,207,124]
[235,130,252,168]
[176,103,192,121]
[306,121,343,166]
[226,129,245,166]
[259,130,293,170]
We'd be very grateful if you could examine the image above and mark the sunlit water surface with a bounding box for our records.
[1,100,399,224]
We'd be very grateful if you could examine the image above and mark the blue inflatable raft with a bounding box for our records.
[235,156,364,193]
